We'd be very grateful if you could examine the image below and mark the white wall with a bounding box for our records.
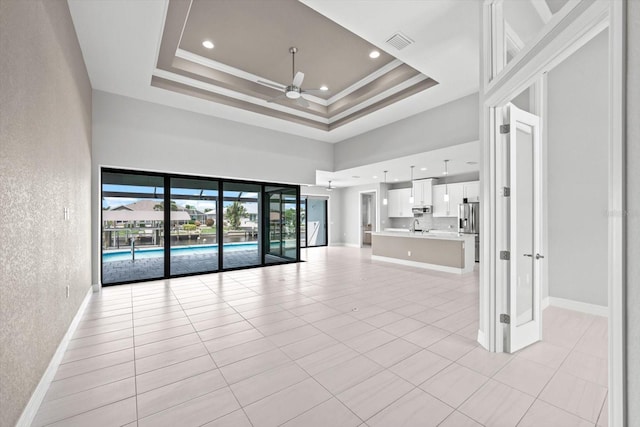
[333,93,479,170]
[627,1,640,421]
[546,29,609,307]
[92,91,334,283]
[335,183,383,246]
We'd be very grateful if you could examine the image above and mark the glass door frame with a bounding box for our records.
[100,167,301,286]
[300,196,328,248]
[263,185,301,263]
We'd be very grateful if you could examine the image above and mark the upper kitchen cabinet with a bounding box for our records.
[412,179,434,207]
[463,181,480,202]
[432,184,448,217]
[432,182,466,217]
[387,188,413,218]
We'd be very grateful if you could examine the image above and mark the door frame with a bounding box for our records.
[358,189,378,248]
[480,1,626,425]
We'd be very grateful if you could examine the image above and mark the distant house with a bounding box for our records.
[104,200,191,227]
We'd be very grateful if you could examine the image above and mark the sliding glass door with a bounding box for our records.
[101,168,300,285]
[169,177,219,275]
[101,171,165,285]
[265,186,299,263]
[305,197,327,247]
[222,182,261,269]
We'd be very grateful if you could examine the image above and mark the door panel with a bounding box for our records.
[504,103,543,353]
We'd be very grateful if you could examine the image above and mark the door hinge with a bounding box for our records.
[500,124,510,134]
[499,250,510,260]
[500,314,511,324]
[502,187,510,197]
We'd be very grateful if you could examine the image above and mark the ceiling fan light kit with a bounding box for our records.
[265,47,330,108]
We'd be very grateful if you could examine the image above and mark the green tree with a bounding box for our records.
[284,208,297,229]
[226,202,247,230]
[154,201,178,211]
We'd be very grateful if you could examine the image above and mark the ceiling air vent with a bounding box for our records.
[385,32,414,50]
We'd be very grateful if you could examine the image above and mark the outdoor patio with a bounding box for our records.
[102,250,287,284]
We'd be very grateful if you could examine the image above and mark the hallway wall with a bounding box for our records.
[546,29,609,307]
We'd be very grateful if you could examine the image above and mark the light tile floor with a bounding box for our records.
[33,247,608,426]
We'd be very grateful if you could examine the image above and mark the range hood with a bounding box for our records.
[412,206,432,215]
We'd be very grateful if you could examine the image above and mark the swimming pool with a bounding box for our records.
[103,242,258,262]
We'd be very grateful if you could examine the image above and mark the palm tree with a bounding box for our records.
[226,202,247,230]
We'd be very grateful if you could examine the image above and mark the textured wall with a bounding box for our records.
[0,1,92,426]
[626,1,640,423]
[547,30,609,307]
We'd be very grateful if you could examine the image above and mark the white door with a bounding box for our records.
[501,103,543,353]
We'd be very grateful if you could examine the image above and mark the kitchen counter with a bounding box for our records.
[371,231,475,274]
[374,230,472,241]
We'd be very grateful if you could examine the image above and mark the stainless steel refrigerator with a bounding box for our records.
[458,202,480,262]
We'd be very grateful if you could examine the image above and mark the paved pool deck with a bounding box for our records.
[102,250,288,284]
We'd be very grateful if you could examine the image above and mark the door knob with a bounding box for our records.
[523,254,533,257]
[536,254,545,259]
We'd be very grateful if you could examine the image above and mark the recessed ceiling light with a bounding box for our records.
[466,161,478,165]
[420,167,427,171]
[320,85,329,91]
[394,178,399,182]
[202,40,214,49]
[373,175,378,179]
[369,50,380,59]
[352,175,360,179]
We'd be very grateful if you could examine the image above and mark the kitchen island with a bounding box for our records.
[371,230,476,274]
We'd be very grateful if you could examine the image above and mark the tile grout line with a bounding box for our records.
[167,277,257,427]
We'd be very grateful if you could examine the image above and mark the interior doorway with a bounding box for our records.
[481,1,624,423]
[359,191,377,247]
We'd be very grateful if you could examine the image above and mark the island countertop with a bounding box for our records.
[371,230,475,274]
[372,230,475,242]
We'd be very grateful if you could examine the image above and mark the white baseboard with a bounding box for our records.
[543,296,608,317]
[16,287,93,427]
[330,243,360,248]
[371,255,469,274]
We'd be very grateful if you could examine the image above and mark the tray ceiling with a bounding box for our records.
[153,0,438,131]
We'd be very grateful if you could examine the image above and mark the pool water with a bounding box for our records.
[103,243,257,262]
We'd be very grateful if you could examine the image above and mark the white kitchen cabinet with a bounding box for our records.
[433,183,464,217]
[432,184,448,217]
[448,182,464,215]
[463,181,480,202]
[412,179,434,206]
[387,188,413,217]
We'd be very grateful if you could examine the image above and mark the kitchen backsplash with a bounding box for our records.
[388,215,457,231]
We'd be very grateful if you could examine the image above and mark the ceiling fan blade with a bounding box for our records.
[257,80,286,91]
[302,89,332,96]
[267,93,287,103]
[295,96,310,108]
[292,71,304,87]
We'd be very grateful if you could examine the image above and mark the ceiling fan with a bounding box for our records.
[259,47,330,108]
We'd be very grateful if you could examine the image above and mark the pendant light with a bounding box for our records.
[409,166,415,204]
[382,171,388,205]
[443,160,450,202]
